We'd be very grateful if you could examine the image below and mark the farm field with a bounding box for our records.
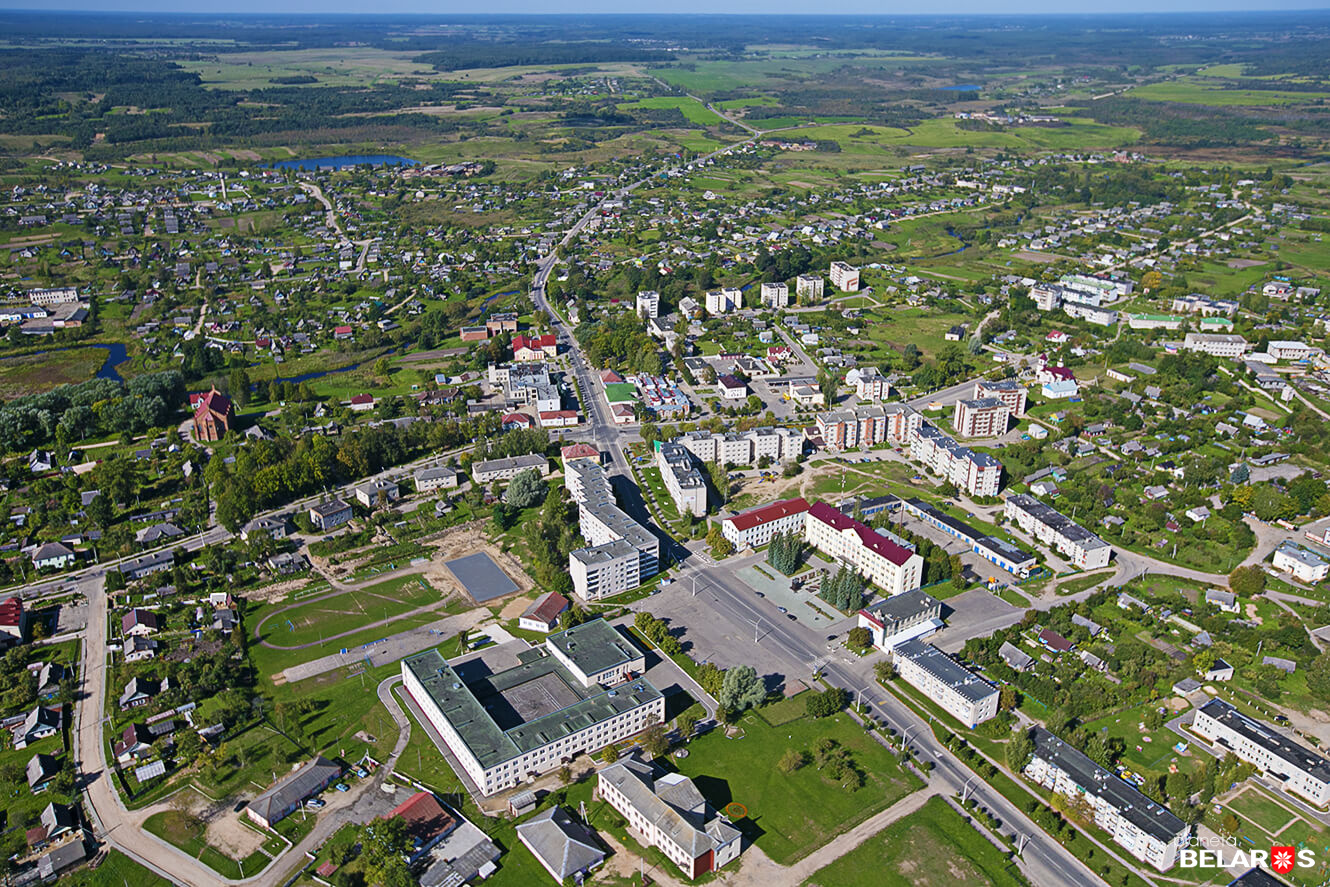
[618,96,724,126]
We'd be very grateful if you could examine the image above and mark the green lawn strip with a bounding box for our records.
[1226,787,1300,836]
[1056,570,1117,596]
[669,709,921,865]
[143,810,261,879]
[64,850,174,887]
[799,794,1029,887]
[754,690,811,726]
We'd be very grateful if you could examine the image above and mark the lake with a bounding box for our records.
[266,155,419,171]
[940,84,981,92]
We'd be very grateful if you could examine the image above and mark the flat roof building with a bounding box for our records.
[1192,698,1330,807]
[891,639,999,728]
[564,460,659,600]
[1005,493,1111,570]
[857,588,943,650]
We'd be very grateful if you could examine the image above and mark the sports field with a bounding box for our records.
[259,574,440,648]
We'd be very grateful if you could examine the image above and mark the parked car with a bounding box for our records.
[307,798,325,809]
[335,783,349,793]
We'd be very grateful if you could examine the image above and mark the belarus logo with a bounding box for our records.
[1271,846,1297,875]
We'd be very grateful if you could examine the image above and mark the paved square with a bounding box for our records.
[734,564,848,630]
[444,552,518,602]
[929,588,1023,653]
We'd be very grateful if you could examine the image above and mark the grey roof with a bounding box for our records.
[860,588,942,632]
[474,453,547,476]
[247,757,340,824]
[1264,656,1297,673]
[37,840,87,879]
[999,641,1034,671]
[1198,698,1330,782]
[1071,613,1103,637]
[545,619,642,677]
[403,643,661,771]
[26,752,58,788]
[1205,589,1236,607]
[309,498,351,518]
[599,758,739,860]
[118,676,161,708]
[1006,493,1109,552]
[893,639,998,705]
[515,806,605,880]
[1032,727,1187,843]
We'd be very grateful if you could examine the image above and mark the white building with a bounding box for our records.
[891,639,998,728]
[721,498,811,550]
[655,441,708,517]
[636,290,660,319]
[1192,698,1330,807]
[414,466,459,493]
[795,274,824,303]
[403,619,664,797]
[816,403,920,450]
[759,282,789,309]
[1267,340,1320,362]
[473,453,551,485]
[857,588,943,650]
[565,460,659,600]
[676,427,801,466]
[1272,541,1330,584]
[854,367,891,402]
[1004,493,1111,570]
[704,287,742,315]
[1026,728,1189,871]
[804,502,923,596]
[598,758,742,879]
[352,479,400,508]
[910,424,1003,498]
[974,379,1027,417]
[27,288,80,306]
[1182,333,1249,359]
[829,261,860,292]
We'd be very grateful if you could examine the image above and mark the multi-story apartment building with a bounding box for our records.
[656,441,708,517]
[1026,728,1190,871]
[1182,332,1249,358]
[721,498,811,550]
[759,282,789,309]
[854,367,891,401]
[829,261,860,292]
[795,274,824,303]
[598,758,742,879]
[676,427,802,466]
[473,453,551,485]
[910,424,1002,497]
[890,638,999,728]
[704,287,743,315]
[1171,295,1239,317]
[953,398,1011,438]
[816,404,920,450]
[974,379,1027,417]
[636,290,660,319]
[565,460,659,600]
[403,619,664,797]
[804,502,923,596]
[1004,493,1111,569]
[1192,699,1330,806]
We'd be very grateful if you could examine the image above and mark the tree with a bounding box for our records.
[999,684,1019,711]
[805,687,847,718]
[719,664,765,712]
[874,660,896,683]
[1229,565,1266,597]
[707,524,734,558]
[558,765,572,785]
[697,661,725,697]
[1006,731,1035,772]
[603,743,620,763]
[778,748,808,774]
[504,468,547,509]
[228,367,251,408]
[642,717,669,759]
[847,626,872,650]
[1307,653,1330,703]
[677,710,699,741]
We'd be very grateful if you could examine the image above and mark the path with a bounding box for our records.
[721,786,940,887]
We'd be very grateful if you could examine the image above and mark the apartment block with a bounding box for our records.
[705,287,742,315]
[1192,698,1330,807]
[910,424,1003,498]
[636,290,660,319]
[1004,493,1111,570]
[890,639,999,728]
[829,261,860,292]
[953,397,1011,438]
[677,427,802,466]
[1026,728,1189,871]
[759,281,789,309]
[804,502,923,596]
[655,441,708,517]
[1182,333,1249,358]
[795,274,824,303]
[816,404,919,451]
[564,460,659,600]
[974,379,1027,417]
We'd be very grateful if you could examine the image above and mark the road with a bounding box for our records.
[661,559,1110,887]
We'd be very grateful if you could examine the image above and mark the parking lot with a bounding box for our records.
[929,588,1024,653]
[733,564,847,630]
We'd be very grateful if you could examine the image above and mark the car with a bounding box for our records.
[755,591,764,598]
[306,798,325,809]
[826,634,837,641]
[356,768,368,778]
[335,783,349,793]
[777,606,788,613]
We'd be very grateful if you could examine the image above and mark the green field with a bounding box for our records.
[255,574,442,649]
[142,810,270,879]
[671,707,921,865]
[0,347,109,399]
[800,795,1029,887]
[1226,788,1298,837]
[1129,79,1330,106]
[618,96,723,126]
[65,850,174,887]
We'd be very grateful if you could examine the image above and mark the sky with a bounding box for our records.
[0,0,1325,12]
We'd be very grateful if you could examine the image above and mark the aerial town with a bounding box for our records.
[1,9,1330,887]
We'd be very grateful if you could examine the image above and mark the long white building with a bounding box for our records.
[1182,332,1249,358]
[565,460,659,600]
[655,441,708,517]
[721,498,810,550]
[1026,728,1190,871]
[676,426,801,466]
[911,424,1003,498]
[1004,493,1111,569]
[804,502,923,596]
[816,403,920,451]
[1192,698,1330,806]
[890,638,999,728]
[404,619,664,797]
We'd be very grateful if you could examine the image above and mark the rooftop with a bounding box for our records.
[893,638,996,704]
[724,498,810,532]
[1198,698,1330,783]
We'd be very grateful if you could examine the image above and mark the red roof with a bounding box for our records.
[526,591,570,624]
[502,413,533,426]
[350,394,374,405]
[334,325,353,335]
[387,792,457,844]
[0,597,21,628]
[1038,628,1074,652]
[192,387,232,420]
[539,410,577,419]
[724,498,810,532]
[807,501,914,566]
[600,369,624,384]
[561,443,600,462]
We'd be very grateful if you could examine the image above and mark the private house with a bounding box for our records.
[0,597,24,648]
[308,499,353,531]
[518,591,570,633]
[240,514,290,541]
[32,542,76,571]
[352,479,400,509]
[122,609,159,637]
[14,706,62,749]
[386,791,458,864]
[26,752,60,792]
[118,676,164,710]
[124,637,158,662]
[516,806,606,884]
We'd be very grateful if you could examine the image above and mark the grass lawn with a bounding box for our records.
[618,96,723,126]
[669,708,921,865]
[1226,787,1298,837]
[1080,702,1203,780]
[1055,570,1116,596]
[800,795,1028,887]
[65,850,174,887]
[142,810,269,879]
